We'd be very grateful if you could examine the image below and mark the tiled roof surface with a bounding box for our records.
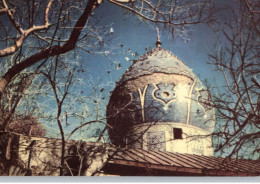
[107,148,260,176]
[119,47,196,84]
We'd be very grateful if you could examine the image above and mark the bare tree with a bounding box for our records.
[241,0,260,35]
[0,0,218,99]
[0,0,220,176]
[36,52,115,175]
[6,115,46,136]
[208,0,260,159]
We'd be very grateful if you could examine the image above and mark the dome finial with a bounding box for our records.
[156,27,162,48]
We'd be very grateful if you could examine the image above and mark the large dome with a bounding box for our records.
[107,47,215,151]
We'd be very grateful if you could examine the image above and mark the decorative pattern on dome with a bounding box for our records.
[120,47,196,84]
[198,89,214,112]
[146,131,166,152]
[191,139,205,155]
[107,46,215,147]
[189,80,215,133]
[153,83,176,104]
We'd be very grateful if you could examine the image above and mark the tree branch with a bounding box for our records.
[66,120,112,141]
[0,0,53,57]
[0,0,102,99]
[108,0,214,26]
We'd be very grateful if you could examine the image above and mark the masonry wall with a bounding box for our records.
[0,133,108,176]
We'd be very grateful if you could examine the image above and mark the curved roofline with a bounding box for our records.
[116,72,195,89]
[118,47,196,85]
[135,47,186,65]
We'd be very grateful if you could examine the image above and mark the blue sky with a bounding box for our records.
[62,1,227,141]
[83,1,226,90]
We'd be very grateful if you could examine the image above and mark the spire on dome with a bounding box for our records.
[155,27,162,48]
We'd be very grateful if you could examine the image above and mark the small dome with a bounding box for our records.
[107,47,215,147]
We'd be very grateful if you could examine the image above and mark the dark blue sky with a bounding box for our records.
[83,1,226,92]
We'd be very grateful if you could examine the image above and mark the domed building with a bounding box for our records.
[1,38,259,177]
[107,39,215,156]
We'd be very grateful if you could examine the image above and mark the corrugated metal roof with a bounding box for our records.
[16,134,260,176]
[107,148,260,176]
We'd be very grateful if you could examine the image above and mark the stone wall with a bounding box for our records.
[0,133,108,176]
